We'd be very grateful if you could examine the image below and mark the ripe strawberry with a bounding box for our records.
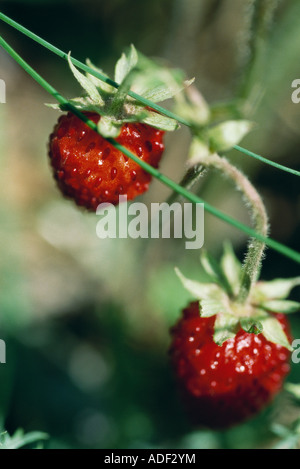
[171,246,300,429]
[170,302,291,429]
[49,112,165,210]
[47,46,188,210]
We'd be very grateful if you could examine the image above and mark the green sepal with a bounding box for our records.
[85,59,115,94]
[240,317,263,335]
[207,120,254,153]
[188,137,211,166]
[141,110,179,131]
[97,117,122,139]
[220,242,242,297]
[214,313,239,346]
[175,268,223,302]
[68,52,104,105]
[260,314,293,352]
[200,250,233,295]
[173,86,211,127]
[253,277,300,302]
[200,297,230,318]
[114,44,138,85]
[260,300,300,314]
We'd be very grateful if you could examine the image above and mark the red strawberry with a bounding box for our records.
[48,112,165,210]
[170,302,292,429]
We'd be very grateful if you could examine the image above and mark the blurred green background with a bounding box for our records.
[0,0,299,449]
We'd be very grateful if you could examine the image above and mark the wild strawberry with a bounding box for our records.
[49,112,165,210]
[47,46,192,209]
[171,245,300,429]
[170,302,291,429]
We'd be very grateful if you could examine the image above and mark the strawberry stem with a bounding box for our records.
[238,0,280,107]
[189,153,269,303]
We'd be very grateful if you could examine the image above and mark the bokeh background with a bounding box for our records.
[0,0,299,449]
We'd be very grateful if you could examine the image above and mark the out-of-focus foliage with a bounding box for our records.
[0,0,299,449]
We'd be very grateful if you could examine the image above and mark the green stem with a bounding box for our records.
[166,164,205,205]
[234,145,300,177]
[1,34,300,265]
[0,10,299,178]
[238,0,281,106]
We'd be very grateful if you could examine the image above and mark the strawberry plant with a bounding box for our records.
[0,0,300,450]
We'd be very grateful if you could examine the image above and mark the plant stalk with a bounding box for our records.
[192,152,269,302]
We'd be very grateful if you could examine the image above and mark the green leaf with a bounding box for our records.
[240,317,263,334]
[115,44,138,85]
[0,430,48,450]
[253,277,300,301]
[207,120,254,153]
[68,53,103,105]
[221,242,242,297]
[214,313,239,346]
[260,315,293,351]
[260,300,300,314]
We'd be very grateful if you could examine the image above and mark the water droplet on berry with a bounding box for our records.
[135,182,141,190]
[77,130,86,142]
[137,146,143,157]
[131,170,137,181]
[104,190,109,197]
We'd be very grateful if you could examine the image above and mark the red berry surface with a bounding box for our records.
[49,112,165,210]
[170,302,292,429]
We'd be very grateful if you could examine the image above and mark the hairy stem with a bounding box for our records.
[238,0,281,112]
[193,153,269,303]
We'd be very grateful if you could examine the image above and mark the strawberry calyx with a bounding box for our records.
[176,243,300,351]
[47,45,194,138]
